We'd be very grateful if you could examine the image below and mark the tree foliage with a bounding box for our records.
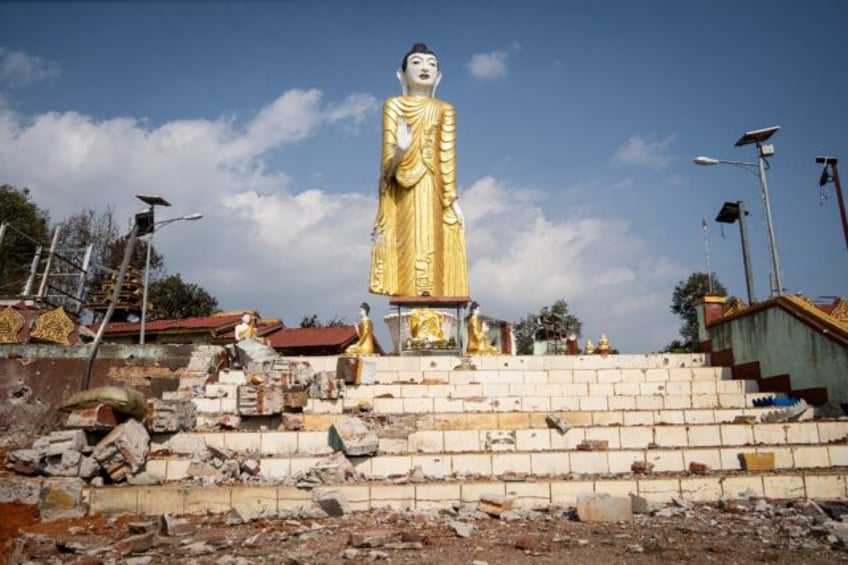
[0,185,50,295]
[300,314,348,328]
[667,271,728,351]
[512,299,583,355]
[147,273,218,319]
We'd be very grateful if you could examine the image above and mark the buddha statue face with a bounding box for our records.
[401,52,440,95]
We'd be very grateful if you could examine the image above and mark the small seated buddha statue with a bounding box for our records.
[234,313,257,341]
[345,302,376,356]
[465,301,498,355]
[410,308,445,341]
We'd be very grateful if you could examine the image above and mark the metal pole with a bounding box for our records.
[140,231,153,345]
[84,223,139,390]
[757,148,783,296]
[736,201,757,304]
[828,161,848,251]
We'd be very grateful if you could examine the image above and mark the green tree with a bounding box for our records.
[512,299,583,355]
[147,273,218,319]
[299,314,348,328]
[0,185,50,296]
[667,271,728,351]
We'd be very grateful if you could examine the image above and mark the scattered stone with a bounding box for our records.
[545,415,571,434]
[630,461,654,474]
[310,371,344,400]
[576,493,633,523]
[350,529,402,548]
[450,520,474,538]
[329,416,379,456]
[240,458,261,476]
[689,461,709,474]
[33,429,87,456]
[314,488,349,517]
[127,520,160,535]
[342,548,361,560]
[478,494,513,517]
[629,493,650,515]
[161,514,195,537]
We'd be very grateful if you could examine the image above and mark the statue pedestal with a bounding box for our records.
[385,296,470,356]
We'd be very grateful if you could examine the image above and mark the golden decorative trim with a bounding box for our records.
[30,307,75,345]
[831,298,848,328]
[0,307,24,344]
[724,298,747,316]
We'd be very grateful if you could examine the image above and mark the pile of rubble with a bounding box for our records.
[2,341,376,492]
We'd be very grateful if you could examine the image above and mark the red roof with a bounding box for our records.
[96,313,245,335]
[265,326,358,348]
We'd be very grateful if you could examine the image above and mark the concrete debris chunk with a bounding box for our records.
[293,451,359,487]
[577,493,633,523]
[329,416,379,456]
[42,450,82,477]
[161,513,195,537]
[478,493,513,517]
[146,399,196,433]
[115,532,156,556]
[238,385,284,416]
[184,344,227,376]
[64,405,120,430]
[33,429,88,456]
[165,432,208,456]
[450,520,474,538]
[5,449,42,475]
[40,477,87,520]
[92,419,150,481]
[349,529,402,548]
[313,488,349,517]
[545,415,571,434]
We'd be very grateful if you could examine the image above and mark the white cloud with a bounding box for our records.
[0,47,60,87]
[468,50,509,80]
[612,135,675,167]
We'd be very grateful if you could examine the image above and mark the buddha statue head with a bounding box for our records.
[398,42,441,97]
[360,302,370,317]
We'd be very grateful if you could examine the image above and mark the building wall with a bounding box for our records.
[708,306,848,403]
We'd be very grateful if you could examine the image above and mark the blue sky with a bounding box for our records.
[1,0,847,352]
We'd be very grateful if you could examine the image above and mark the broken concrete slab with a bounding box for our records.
[42,450,82,477]
[313,488,349,517]
[309,371,344,400]
[478,494,513,517]
[92,419,150,481]
[5,449,42,475]
[329,416,379,456]
[33,429,88,456]
[238,385,284,416]
[64,405,121,430]
[577,493,633,523]
[146,399,196,433]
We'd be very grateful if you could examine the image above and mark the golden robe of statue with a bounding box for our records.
[345,316,376,356]
[369,94,469,297]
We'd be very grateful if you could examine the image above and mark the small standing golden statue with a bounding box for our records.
[466,301,498,355]
[369,42,469,297]
[345,302,376,356]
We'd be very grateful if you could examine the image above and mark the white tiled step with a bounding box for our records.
[145,443,848,482]
[86,470,848,517]
[304,393,782,415]
[282,353,712,373]
[151,421,848,458]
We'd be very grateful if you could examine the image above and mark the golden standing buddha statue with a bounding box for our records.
[369,43,469,298]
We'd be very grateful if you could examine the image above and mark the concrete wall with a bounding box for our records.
[707,304,848,403]
[0,344,195,447]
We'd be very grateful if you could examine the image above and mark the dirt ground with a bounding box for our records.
[3,498,848,565]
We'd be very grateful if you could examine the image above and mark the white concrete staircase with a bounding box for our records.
[87,353,848,517]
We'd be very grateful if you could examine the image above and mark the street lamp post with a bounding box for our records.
[135,193,203,345]
[693,126,784,297]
